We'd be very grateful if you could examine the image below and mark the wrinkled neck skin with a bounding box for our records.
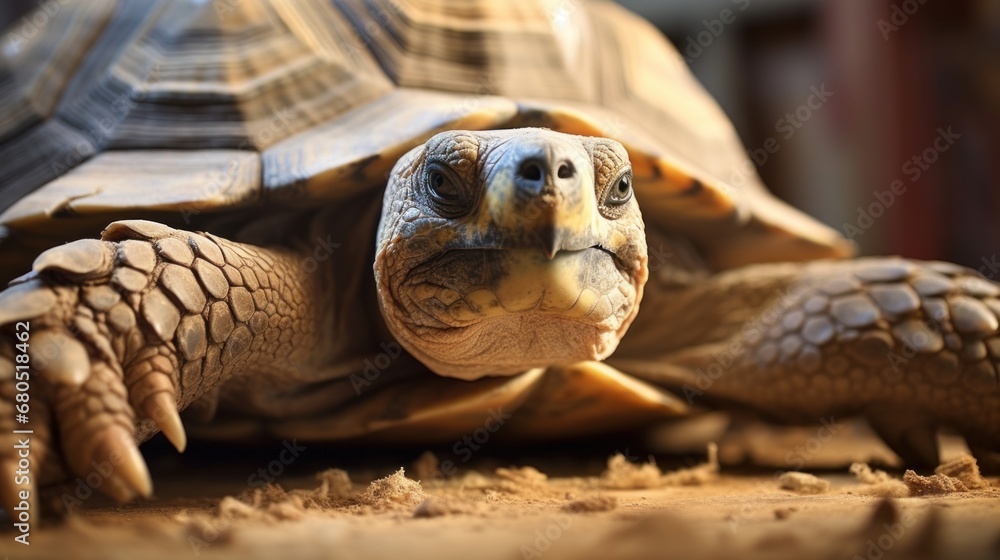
[373,129,649,380]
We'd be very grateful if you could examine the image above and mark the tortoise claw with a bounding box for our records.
[104,426,153,499]
[32,239,115,277]
[144,392,187,453]
[30,330,91,386]
[100,473,138,503]
[73,425,153,502]
[0,281,56,325]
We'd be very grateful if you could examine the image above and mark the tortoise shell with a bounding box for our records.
[0,0,852,281]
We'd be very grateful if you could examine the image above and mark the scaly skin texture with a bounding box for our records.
[375,129,647,379]
[0,219,326,505]
[614,257,1000,470]
[0,131,997,518]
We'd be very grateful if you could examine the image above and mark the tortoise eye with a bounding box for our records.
[429,170,458,200]
[600,169,633,218]
[608,175,632,204]
[424,164,469,217]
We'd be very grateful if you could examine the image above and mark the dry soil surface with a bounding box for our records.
[1,421,998,560]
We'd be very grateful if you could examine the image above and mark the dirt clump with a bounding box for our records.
[413,497,476,518]
[359,468,425,510]
[934,454,989,490]
[602,443,719,489]
[562,495,618,513]
[777,472,830,495]
[849,462,892,484]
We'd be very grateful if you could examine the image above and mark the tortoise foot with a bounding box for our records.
[0,220,321,517]
[613,258,1000,472]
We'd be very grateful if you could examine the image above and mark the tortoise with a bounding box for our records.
[0,0,997,514]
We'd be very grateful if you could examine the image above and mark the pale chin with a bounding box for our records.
[387,309,631,380]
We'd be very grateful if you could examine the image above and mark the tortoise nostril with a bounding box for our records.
[557,162,574,179]
[518,160,544,182]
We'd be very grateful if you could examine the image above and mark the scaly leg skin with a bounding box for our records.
[612,257,1000,472]
[0,220,323,513]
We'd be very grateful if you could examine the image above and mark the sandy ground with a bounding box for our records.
[1,420,998,560]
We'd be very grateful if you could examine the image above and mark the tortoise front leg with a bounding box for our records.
[611,258,1000,471]
[0,220,325,512]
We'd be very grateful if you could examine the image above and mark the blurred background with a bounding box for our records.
[615,0,1000,270]
[1,0,997,268]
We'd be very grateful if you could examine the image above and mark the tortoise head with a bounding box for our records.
[374,129,648,379]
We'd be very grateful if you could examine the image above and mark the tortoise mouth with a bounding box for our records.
[402,247,634,328]
[405,242,623,273]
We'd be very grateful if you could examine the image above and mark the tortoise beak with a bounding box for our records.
[541,230,566,261]
[483,135,601,256]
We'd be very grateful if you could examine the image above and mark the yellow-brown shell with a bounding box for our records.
[0,0,852,276]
